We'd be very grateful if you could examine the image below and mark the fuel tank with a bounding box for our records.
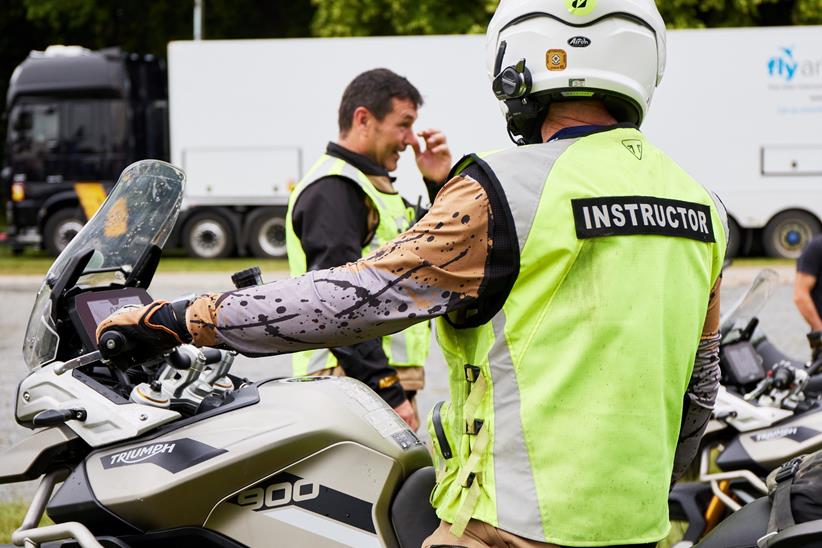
[47,376,431,545]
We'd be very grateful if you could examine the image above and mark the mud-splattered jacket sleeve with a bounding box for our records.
[185,176,490,355]
[672,276,722,482]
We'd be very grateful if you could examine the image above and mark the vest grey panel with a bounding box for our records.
[488,313,545,541]
[479,141,576,252]
[307,348,332,374]
[302,156,393,216]
[706,189,729,253]
[389,332,408,364]
[298,156,337,193]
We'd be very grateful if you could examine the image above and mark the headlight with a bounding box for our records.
[11,182,25,202]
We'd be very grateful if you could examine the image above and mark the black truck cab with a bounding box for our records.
[3,46,168,254]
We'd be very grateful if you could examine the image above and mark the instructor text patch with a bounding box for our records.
[572,196,715,242]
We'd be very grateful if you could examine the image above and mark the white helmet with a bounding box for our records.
[486,0,666,144]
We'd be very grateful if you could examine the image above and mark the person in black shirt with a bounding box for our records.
[795,234,822,362]
[286,68,452,429]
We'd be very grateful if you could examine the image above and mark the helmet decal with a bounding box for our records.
[546,50,567,71]
[567,36,592,48]
[567,0,597,16]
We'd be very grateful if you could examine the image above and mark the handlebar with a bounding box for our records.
[99,329,224,370]
[201,347,223,364]
[98,330,133,360]
[772,365,794,390]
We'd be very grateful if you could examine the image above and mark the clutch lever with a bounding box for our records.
[54,350,103,375]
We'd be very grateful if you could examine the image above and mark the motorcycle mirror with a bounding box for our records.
[124,244,162,289]
[740,317,760,341]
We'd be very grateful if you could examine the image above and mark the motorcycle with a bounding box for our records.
[0,160,438,548]
[4,160,818,548]
[670,269,822,546]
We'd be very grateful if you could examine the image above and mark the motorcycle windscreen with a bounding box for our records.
[22,160,185,369]
[719,268,779,337]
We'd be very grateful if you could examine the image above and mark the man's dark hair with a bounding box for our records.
[338,68,423,135]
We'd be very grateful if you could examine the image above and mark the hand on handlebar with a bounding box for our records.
[96,300,190,357]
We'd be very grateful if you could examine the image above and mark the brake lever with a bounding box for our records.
[54,350,104,375]
[744,377,772,402]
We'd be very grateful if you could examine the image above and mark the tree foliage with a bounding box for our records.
[17,0,315,56]
[310,0,497,36]
[310,0,822,37]
[658,0,822,28]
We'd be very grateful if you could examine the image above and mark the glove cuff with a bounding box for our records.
[170,298,194,344]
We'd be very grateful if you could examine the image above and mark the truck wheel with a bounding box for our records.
[726,217,742,259]
[246,208,287,259]
[43,208,85,256]
[183,212,235,259]
[762,211,821,259]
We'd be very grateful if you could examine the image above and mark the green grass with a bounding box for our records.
[0,502,52,542]
[731,257,796,268]
[0,247,54,275]
[0,246,289,276]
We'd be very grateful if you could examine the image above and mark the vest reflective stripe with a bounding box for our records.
[286,154,430,376]
[477,141,573,250]
[430,128,726,545]
[488,312,543,539]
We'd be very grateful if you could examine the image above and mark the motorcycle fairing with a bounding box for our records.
[0,426,81,484]
[717,408,822,474]
[82,378,429,538]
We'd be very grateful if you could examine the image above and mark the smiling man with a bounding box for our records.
[284,68,452,430]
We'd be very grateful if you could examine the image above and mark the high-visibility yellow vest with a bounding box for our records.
[285,154,431,375]
[428,127,727,545]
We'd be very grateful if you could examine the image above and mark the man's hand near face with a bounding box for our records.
[413,128,452,184]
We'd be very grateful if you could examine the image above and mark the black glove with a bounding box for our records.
[96,300,191,357]
[808,331,822,363]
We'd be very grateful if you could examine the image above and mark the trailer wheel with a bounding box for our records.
[762,210,821,259]
[183,211,236,259]
[43,208,85,256]
[246,208,287,259]
[726,217,742,259]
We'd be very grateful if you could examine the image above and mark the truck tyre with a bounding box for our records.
[183,211,236,259]
[726,217,742,259]
[246,207,287,259]
[43,208,85,256]
[762,210,821,259]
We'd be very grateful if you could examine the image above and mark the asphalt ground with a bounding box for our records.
[0,264,809,503]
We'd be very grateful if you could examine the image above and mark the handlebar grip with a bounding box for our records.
[99,330,133,359]
[231,266,263,289]
[201,348,223,365]
[167,348,192,369]
[773,366,793,389]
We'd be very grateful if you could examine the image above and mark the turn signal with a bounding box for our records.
[11,182,25,202]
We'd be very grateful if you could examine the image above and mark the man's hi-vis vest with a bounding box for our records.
[427,127,727,545]
[285,154,431,376]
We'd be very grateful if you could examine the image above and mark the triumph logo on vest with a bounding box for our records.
[572,196,715,243]
[102,437,227,473]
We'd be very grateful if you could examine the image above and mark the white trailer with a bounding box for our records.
[168,26,822,259]
[643,25,822,258]
[167,35,508,259]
